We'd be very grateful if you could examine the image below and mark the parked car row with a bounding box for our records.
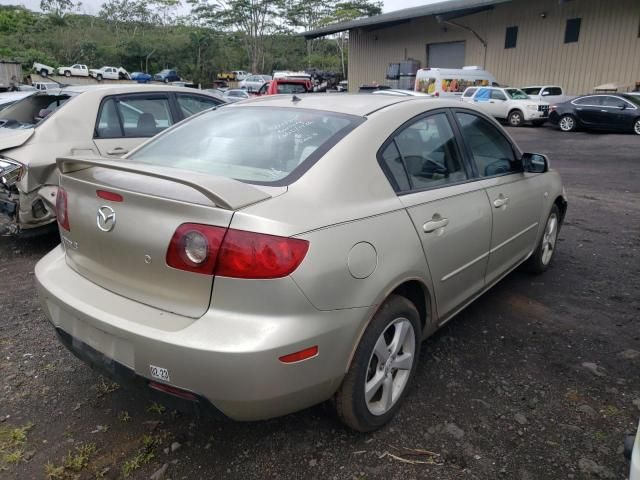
[31,62,183,84]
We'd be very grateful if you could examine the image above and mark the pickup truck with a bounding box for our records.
[521,85,572,104]
[57,64,89,77]
[89,66,130,81]
[32,62,55,77]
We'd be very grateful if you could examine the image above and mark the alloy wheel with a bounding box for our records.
[364,318,415,416]
[541,213,558,265]
[559,116,575,132]
[509,112,522,126]
[634,120,640,135]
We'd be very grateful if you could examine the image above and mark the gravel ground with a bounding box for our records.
[0,126,638,480]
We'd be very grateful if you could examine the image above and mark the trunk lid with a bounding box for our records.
[0,127,34,151]
[58,157,276,318]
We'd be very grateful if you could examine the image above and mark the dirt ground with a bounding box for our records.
[0,126,638,480]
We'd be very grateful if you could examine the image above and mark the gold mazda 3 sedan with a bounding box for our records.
[35,95,567,431]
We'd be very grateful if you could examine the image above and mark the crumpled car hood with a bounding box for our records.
[0,127,34,152]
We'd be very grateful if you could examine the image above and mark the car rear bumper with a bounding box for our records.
[36,246,369,421]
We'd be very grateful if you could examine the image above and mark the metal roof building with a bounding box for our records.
[304,0,640,94]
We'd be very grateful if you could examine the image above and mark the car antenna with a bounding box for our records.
[292,95,302,103]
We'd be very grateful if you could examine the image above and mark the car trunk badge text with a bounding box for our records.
[97,206,116,232]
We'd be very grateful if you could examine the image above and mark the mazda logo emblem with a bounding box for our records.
[97,206,116,232]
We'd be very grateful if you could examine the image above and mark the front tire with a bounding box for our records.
[633,118,640,135]
[96,74,103,81]
[64,70,71,77]
[508,110,524,127]
[335,295,421,432]
[527,204,561,274]
[559,114,577,132]
[164,78,169,83]
[40,69,48,77]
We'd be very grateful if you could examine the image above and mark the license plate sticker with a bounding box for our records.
[149,365,170,382]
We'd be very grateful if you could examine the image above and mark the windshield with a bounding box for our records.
[522,87,541,95]
[130,106,363,185]
[505,88,530,100]
[0,93,71,129]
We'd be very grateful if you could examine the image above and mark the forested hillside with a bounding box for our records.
[0,0,381,87]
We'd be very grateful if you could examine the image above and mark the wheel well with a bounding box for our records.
[554,196,568,225]
[508,108,523,117]
[391,280,429,330]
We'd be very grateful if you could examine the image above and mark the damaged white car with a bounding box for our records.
[0,85,224,234]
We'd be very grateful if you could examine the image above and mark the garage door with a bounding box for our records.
[427,42,466,68]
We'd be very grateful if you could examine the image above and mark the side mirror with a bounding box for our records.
[542,91,550,96]
[522,153,548,173]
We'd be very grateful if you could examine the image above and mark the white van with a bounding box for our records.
[414,66,497,97]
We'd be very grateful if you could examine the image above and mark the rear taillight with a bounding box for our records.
[166,224,309,279]
[166,224,226,274]
[216,229,309,279]
[56,187,70,231]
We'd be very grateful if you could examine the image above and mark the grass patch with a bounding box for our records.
[95,377,120,397]
[44,462,65,479]
[121,434,163,478]
[0,423,33,468]
[63,442,97,472]
[118,411,131,422]
[146,402,166,415]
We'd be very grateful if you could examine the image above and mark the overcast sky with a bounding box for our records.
[1,0,441,15]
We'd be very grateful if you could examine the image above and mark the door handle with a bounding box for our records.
[493,196,509,208]
[106,147,128,155]
[423,217,449,233]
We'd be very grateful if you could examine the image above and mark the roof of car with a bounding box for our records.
[56,84,197,95]
[232,93,468,116]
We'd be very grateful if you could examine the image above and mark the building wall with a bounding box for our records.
[348,0,640,95]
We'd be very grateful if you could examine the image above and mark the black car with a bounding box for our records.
[549,93,640,135]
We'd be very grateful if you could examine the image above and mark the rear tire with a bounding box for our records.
[559,114,577,132]
[335,295,421,432]
[527,204,561,274]
[40,69,48,77]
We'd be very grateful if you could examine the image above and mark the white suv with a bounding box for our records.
[461,86,550,127]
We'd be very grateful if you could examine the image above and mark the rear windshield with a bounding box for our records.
[0,93,71,128]
[130,106,363,185]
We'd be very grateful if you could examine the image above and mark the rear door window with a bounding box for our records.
[574,96,602,106]
[380,112,468,192]
[491,90,507,101]
[95,95,174,139]
[176,94,220,117]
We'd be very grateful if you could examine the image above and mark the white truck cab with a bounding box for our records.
[57,64,89,77]
[521,86,571,104]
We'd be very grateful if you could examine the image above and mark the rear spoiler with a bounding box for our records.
[56,156,271,210]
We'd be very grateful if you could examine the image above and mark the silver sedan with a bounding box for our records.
[36,95,566,431]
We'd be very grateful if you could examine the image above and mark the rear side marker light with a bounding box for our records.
[166,223,309,279]
[97,190,123,202]
[279,346,319,364]
[55,187,70,231]
[148,381,198,401]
